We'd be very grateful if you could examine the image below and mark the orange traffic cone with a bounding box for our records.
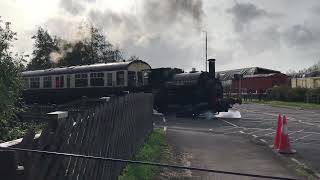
[273,114,282,149]
[278,115,295,154]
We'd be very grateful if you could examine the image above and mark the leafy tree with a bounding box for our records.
[57,40,88,66]
[0,18,24,128]
[82,26,118,64]
[27,27,58,70]
[57,25,124,66]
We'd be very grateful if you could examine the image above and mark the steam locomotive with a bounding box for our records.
[21,59,240,114]
[150,59,240,115]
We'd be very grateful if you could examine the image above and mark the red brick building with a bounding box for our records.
[217,67,288,94]
[232,73,288,93]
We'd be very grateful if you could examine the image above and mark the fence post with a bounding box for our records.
[0,150,18,180]
[47,111,68,132]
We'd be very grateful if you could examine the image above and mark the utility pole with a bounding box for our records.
[202,30,208,71]
[205,31,208,72]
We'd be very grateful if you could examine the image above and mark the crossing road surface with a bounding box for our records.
[155,115,298,180]
[234,103,320,174]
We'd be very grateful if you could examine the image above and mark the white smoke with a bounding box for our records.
[43,0,205,69]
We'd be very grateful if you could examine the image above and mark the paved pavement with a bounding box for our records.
[156,115,299,180]
[233,104,320,174]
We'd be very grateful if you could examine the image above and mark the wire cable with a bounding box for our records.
[0,146,298,180]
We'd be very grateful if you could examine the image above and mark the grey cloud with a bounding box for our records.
[311,5,320,15]
[143,0,203,25]
[227,2,278,32]
[239,26,281,55]
[282,24,318,47]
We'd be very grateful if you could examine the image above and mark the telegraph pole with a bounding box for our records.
[202,30,208,71]
[205,31,208,72]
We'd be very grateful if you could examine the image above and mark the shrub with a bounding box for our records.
[306,88,320,104]
[266,86,309,102]
[289,87,308,102]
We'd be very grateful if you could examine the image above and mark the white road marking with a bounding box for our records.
[288,129,305,135]
[247,128,272,135]
[221,126,241,131]
[292,134,313,142]
[260,139,267,143]
[291,158,304,166]
[252,135,258,138]
[222,120,239,127]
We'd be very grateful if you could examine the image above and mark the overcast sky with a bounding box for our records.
[1,0,320,72]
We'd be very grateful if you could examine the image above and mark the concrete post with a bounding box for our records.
[47,111,68,132]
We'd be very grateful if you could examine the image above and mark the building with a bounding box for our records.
[217,67,288,94]
[291,77,320,89]
[291,71,320,89]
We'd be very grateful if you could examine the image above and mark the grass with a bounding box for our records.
[118,128,168,180]
[295,167,318,180]
[245,99,320,109]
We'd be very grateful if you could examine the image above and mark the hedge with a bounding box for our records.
[265,86,320,104]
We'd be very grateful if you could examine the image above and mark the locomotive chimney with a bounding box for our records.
[208,58,216,78]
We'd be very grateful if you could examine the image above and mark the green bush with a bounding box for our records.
[266,86,320,104]
[290,87,308,102]
[306,88,320,104]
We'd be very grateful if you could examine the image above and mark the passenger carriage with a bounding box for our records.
[21,60,151,104]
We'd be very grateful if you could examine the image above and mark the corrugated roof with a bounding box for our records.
[216,67,280,81]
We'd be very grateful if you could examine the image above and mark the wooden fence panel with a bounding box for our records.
[18,93,153,180]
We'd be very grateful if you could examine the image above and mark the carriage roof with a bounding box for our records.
[22,60,151,77]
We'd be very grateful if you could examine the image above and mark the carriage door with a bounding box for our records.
[55,76,64,88]
[137,71,143,86]
[128,71,136,87]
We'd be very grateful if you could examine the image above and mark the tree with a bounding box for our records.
[57,40,88,66]
[57,25,124,66]
[27,27,58,70]
[128,55,140,61]
[0,18,24,125]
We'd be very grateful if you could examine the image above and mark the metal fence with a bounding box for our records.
[3,93,153,180]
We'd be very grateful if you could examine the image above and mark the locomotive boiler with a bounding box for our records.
[151,59,240,115]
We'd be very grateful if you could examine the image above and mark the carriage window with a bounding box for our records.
[90,72,104,87]
[30,77,40,88]
[137,72,143,86]
[55,76,64,88]
[143,72,149,85]
[116,71,125,86]
[22,78,29,89]
[43,76,52,88]
[107,73,113,86]
[75,73,88,87]
[128,71,136,87]
[67,75,71,88]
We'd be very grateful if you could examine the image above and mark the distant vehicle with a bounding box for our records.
[21,59,240,115]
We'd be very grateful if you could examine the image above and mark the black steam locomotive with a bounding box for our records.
[21,59,239,114]
[150,59,240,115]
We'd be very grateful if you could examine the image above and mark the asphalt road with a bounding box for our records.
[155,115,298,180]
[233,104,320,174]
